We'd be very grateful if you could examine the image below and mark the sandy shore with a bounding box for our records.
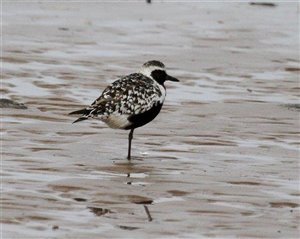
[2,2,300,238]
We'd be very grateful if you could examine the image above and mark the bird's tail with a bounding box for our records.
[69,108,94,123]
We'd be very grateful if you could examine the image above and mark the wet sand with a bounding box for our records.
[2,2,300,238]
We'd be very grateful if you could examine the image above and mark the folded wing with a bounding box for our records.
[69,73,164,124]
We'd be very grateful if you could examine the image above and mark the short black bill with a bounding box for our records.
[166,75,179,82]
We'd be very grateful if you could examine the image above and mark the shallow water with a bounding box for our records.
[2,2,300,239]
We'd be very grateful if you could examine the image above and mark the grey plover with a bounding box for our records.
[69,60,179,160]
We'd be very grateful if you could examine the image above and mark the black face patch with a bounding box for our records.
[151,70,167,85]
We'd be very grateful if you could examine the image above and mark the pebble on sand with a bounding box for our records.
[0,99,27,109]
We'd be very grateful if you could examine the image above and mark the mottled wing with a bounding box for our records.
[92,73,163,116]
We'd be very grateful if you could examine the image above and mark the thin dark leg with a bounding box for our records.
[127,129,134,160]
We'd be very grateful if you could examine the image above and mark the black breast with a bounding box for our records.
[125,103,163,130]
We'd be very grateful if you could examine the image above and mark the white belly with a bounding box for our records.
[101,114,131,129]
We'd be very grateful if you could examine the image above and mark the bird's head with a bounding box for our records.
[139,60,179,85]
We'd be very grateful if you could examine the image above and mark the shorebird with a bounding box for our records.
[69,60,179,160]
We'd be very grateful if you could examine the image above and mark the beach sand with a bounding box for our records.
[2,2,300,238]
